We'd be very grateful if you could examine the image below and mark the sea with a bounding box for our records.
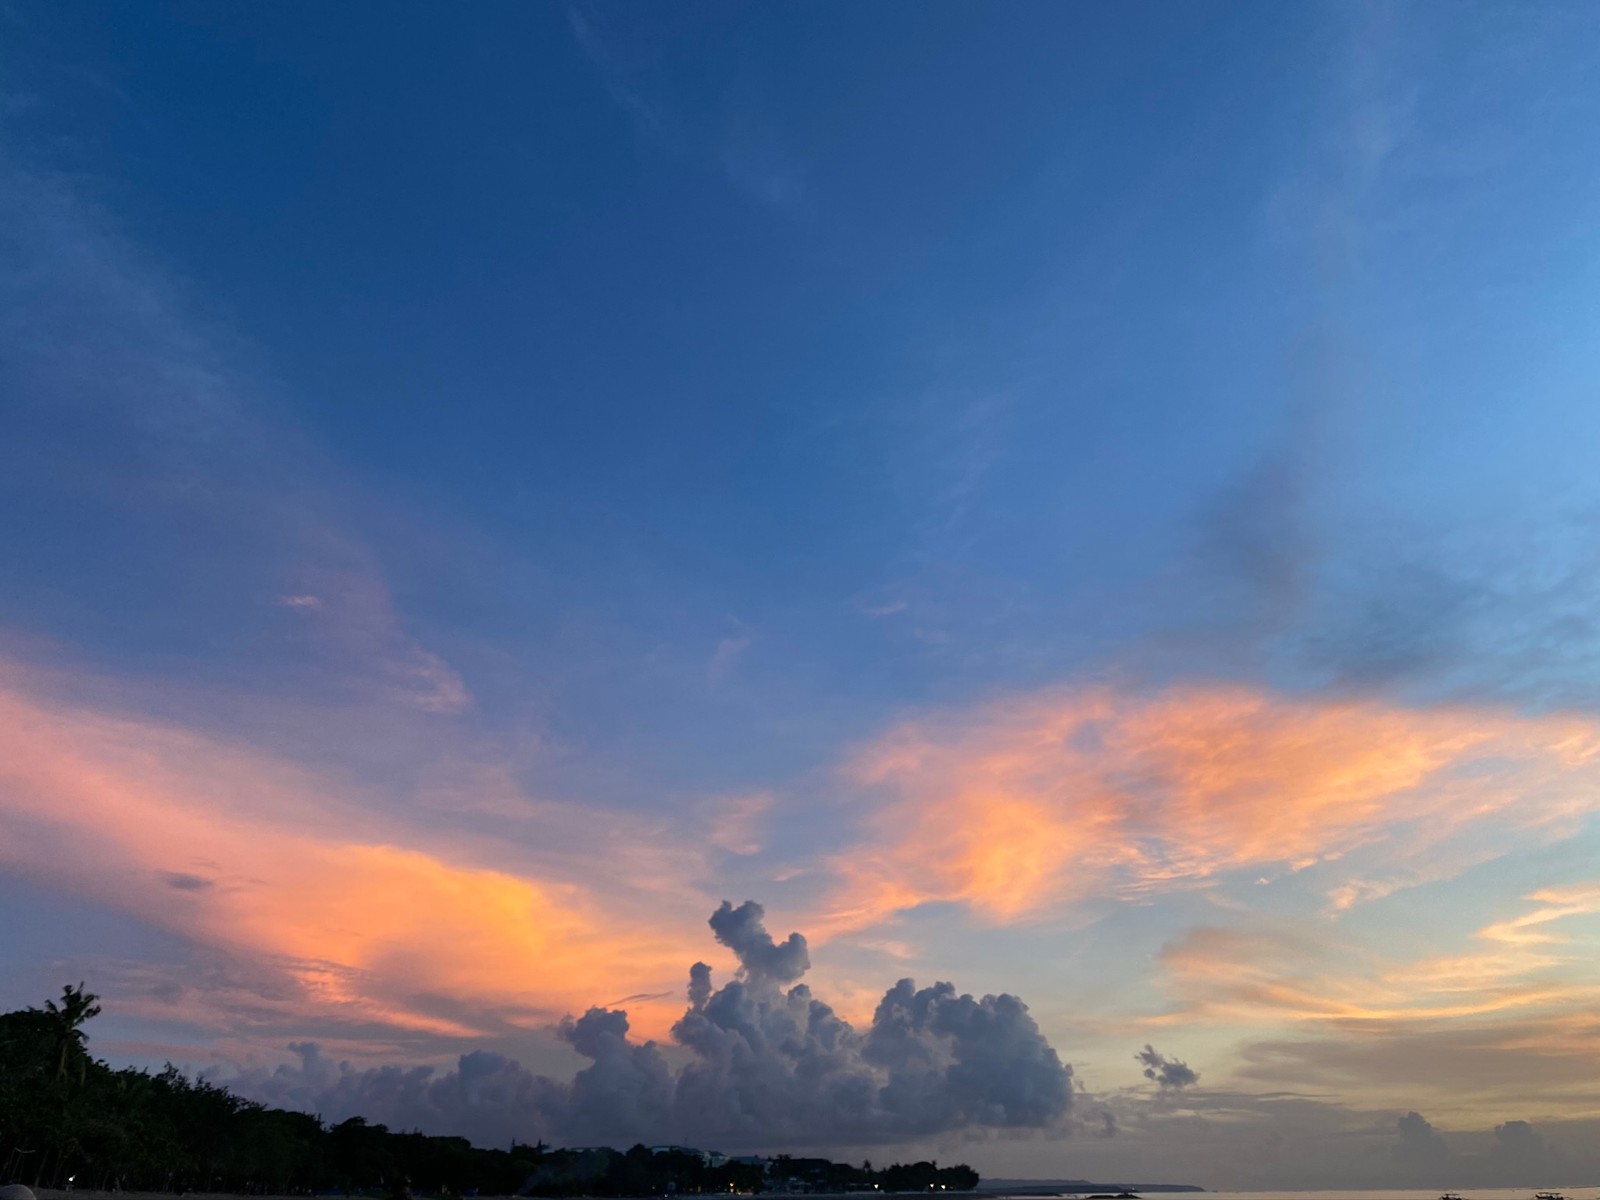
[985,1191,1600,1200]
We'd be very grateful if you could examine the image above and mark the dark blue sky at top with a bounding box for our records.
[5,0,1600,802]
[10,6,1600,1180]
[18,2,1299,527]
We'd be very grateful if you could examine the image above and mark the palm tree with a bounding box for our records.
[35,983,102,1085]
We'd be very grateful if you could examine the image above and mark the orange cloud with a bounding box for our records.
[1155,924,1595,1028]
[1479,883,1600,945]
[831,683,1600,927]
[1158,887,1600,1123]
[1149,881,1600,1034]
[0,660,710,1042]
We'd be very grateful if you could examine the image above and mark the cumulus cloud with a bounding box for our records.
[1492,1118,1546,1165]
[1136,1045,1199,1090]
[1394,1111,1450,1164]
[707,899,810,984]
[1476,1119,1575,1186]
[222,900,1073,1148]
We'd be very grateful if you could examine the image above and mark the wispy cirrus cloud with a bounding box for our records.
[702,791,772,857]
[0,655,715,1046]
[825,682,1600,929]
[565,3,809,216]
[0,149,474,722]
[0,139,775,1057]
[1138,883,1600,1131]
[1155,905,1600,1031]
[707,629,754,684]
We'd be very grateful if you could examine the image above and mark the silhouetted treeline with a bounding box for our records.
[519,1148,972,1196]
[758,1158,979,1195]
[2,987,979,1196]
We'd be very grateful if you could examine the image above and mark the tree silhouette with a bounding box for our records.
[34,982,102,1085]
[2,985,984,1194]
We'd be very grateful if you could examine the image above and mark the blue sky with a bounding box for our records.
[5,1,1600,1186]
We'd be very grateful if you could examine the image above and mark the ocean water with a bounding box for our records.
[1197,1191,1600,1200]
[990,1191,1600,1200]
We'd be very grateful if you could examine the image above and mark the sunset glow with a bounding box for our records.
[5,1,1600,1187]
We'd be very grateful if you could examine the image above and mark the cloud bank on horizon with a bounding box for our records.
[5,0,1600,1187]
[216,901,1073,1148]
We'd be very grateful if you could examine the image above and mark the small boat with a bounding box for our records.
[1438,1193,1463,1200]
[1533,1193,1565,1200]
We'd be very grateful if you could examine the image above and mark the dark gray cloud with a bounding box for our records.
[1484,1120,1548,1164]
[707,899,810,985]
[219,901,1072,1148]
[1135,1045,1198,1090]
[687,961,713,1010]
[1488,1118,1564,1182]
[1079,1072,1599,1192]
[1393,1110,1450,1164]
[159,871,214,892]
[863,979,1071,1129]
[1148,1025,1597,1187]
[1494,1118,1541,1152]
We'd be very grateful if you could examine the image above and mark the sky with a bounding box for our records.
[3,0,1600,1188]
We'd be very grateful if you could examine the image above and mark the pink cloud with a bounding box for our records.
[0,657,713,1042]
[827,683,1600,929]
